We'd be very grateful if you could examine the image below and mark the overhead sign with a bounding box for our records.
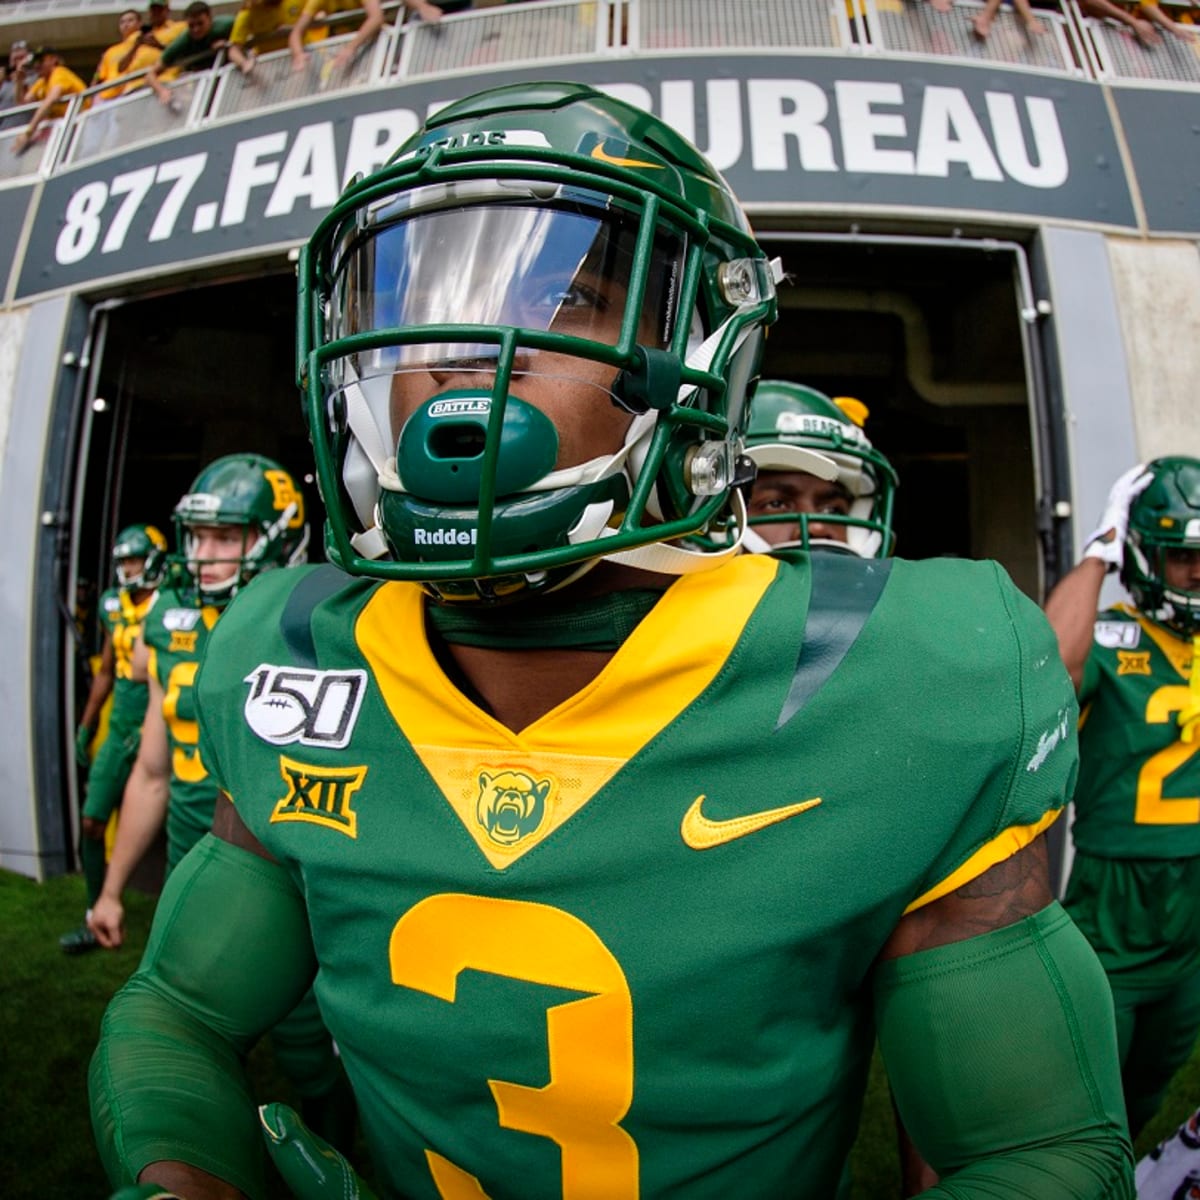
[1109,87,1200,235]
[0,184,34,302]
[16,55,1138,299]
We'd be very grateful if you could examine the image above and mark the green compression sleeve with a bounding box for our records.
[875,902,1133,1199]
[89,834,318,1198]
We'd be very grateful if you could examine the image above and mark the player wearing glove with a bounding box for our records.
[1082,462,1154,571]
[1046,454,1200,1136]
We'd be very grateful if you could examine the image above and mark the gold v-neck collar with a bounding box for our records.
[1116,603,1193,678]
[356,555,779,867]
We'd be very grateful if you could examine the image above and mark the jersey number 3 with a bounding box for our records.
[1136,685,1200,824]
[389,894,638,1199]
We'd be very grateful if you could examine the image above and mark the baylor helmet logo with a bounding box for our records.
[476,769,552,847]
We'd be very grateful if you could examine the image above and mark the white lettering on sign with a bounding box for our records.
[265,122,340,219]
[55,152,210,264]
[343,110,420,188]
[48,79,1073,273]
[221,132,287,226]
[749,79,838,172]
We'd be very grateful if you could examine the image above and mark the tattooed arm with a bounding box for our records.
[879,834,1053,962]
[872,836,1133,1198]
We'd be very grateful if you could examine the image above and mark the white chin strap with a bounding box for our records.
[741,527,775,555]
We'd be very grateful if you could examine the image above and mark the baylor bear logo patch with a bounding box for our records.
[476,769,552,847]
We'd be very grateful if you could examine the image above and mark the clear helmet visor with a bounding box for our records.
[326,191,685,471]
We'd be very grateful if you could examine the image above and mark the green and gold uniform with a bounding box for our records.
[140,584,222,871]
[92,553,1132,1196]
[1064,602,1200,1133]
[82,586,154,825]
[139,578,344,1113]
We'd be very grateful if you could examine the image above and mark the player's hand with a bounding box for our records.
[90,893,125,948]
[1084,463,1153,571]
[260,1103,377,1199]
[75,723,93,766]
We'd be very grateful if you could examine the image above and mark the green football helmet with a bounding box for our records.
[299,80,778,603]
[743,381,898,558]
[1121,455,1200,634]
[173,453,309,607]
[111,523,168,590]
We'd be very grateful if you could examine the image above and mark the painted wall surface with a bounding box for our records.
[0,297,69,879]
[1106,239,1200,462]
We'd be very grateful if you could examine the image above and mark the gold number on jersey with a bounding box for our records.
[162,660,206,783]
[1135,685,1200,824]
[389,894,638,1200]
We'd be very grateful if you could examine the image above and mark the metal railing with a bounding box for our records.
[863,0,1081,73]
[208,23,393,121]
[5,0,1200,188]
[629,0,852,53]
[395,0,607,77]
[1078,1,1200,84]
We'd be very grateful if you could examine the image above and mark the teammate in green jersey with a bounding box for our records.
[89,453,310,944]
[89,456,352,1150]
[742,380,897,557]
[91,82,1131,1200]
[61,523,167,955]
[1046,455,1200,1137]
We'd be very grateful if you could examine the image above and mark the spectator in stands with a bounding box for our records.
[93,10,158,101]
[971,0,1047,38]
[106,1,189,94]
[1080,0,1190,43]
[143,0,189,51]
[227,0,323,76]
[287,0,444,75]
[10,47,87,155]
[147,1,233,105]
[1133,0,1197,40]
[0,42,29,130]
[288,0,383,73]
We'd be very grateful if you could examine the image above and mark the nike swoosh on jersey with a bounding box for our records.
[681,793,822,850]
[590,142,664,170]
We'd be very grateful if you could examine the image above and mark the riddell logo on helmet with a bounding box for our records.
[414,528,477,545]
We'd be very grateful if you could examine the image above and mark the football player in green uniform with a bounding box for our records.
[91,82,1131,1200]
[742,380,897,557]
[62,523,168,955]
[90,455,352,1151]
[1046,455,1200,1138]
[89,453,310,937]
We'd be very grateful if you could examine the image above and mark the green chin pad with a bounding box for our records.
[396,390,559,504]
[378,474,630,565]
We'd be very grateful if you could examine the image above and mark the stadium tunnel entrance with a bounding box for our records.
[63,270,318,885]
[59,234,1069,884]
[758,231,1061,603]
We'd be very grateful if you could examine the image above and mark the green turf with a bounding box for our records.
[3,867,1198,1198]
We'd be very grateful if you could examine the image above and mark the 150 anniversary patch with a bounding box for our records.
[244,663,367,749]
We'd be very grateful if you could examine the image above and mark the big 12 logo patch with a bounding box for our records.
[244,664,367,749]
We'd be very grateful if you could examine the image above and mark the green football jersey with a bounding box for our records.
[142,585,222,869]
[196,553,1078,1199]
[1073,603,1200,859]
[98,586,154,737]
